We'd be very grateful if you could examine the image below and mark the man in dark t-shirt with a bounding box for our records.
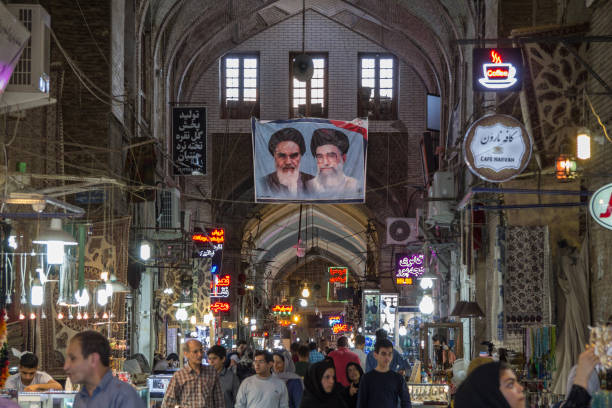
[357,338,411,408]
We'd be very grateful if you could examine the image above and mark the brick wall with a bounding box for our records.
[184,10,427,217]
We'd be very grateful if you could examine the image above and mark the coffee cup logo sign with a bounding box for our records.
[473,48,523,92]
[463,114,532,182]
[589,183,612,230]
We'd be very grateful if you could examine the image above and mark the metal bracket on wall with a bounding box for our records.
[457,187,590,211]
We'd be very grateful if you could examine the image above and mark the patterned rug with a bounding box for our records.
[504,226,550,333]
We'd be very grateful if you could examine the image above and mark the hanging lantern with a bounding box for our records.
[32,218,77,265]
[57,311,64,320]
[30,278,44,306]
[29,312,36,320]
[75,288,90,307]
[576,128,591,160]
[555,154,577,181]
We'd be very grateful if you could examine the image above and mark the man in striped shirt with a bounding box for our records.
[162,339,224,408]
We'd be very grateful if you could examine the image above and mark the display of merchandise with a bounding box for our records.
[524,325,556,383]
[589,325,612,369]
[407,383,450,406]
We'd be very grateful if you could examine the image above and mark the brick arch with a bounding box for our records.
[151,0,467,100]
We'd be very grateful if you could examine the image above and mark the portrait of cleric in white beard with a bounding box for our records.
[257,127,314,199]
[306,128,361,198]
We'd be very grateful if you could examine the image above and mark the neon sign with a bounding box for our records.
[473,48,522,92]
[210,275,231,298]
[192,228,225,244]
[210,301,230,313]
[394,253,424,285]
[279,320,292,327]
[328,315,342,326]
[272,305,293,314]
[332,323,353,334]
[329,267,348,284]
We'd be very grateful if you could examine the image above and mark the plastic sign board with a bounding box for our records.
[210,301,230,313]
[172,107,206,175]
[589,183,612,230]
[327,267,349,303]
[328,267,348,283]
[395,253,424,285]
[473,48,523,92]
[210,275,230,298]
[463,114,532,182]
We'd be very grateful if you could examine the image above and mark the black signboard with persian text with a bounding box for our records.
[172,107,206,175]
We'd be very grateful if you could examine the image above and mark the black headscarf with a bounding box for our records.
[342,362,364,408]
[300,360,347,408]
[454,361,512,408]
[345,362,363,384]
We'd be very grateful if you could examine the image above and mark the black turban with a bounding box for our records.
[310,128,350,155]
[268,128,306,156]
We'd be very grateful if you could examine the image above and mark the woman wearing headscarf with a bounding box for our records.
[455,351,597,408]
[300,359,348,408]
[342,362,364,408]
[273,351,303,408]
[455,361,524,408]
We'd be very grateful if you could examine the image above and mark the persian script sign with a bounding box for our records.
[463,115,532,182]
[172,107,206,175]
[589,183,612,230]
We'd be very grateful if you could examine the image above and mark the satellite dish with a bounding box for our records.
[293,54,314,82]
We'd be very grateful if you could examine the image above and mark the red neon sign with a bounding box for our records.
[216,275,230,286]
[272,305,293,313]
[329,267,348,284]
[491,50,503,63]
[210,301,230,313]
[332,323,352,334]
[192,228,225,244]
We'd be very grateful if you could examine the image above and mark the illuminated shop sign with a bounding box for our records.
[589,183,612,230]
[210,301,230,313]
[192,228,225,244]
[394,253,424,285]
[272,305,293,314]
[473,48,523,92]
[192,228,225,273]
[328,315,342,326]
[329,267,348,283]
[327,267,349,303]
[463,114,532,182]
[332,323,353,334]
[279,320,292,327]
[210,275,230,298]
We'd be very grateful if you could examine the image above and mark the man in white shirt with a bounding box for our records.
[235,350,288,408]
[351,334,367,371]
[5,353,62,392]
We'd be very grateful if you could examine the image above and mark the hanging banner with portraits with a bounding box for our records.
[252,117,367,203]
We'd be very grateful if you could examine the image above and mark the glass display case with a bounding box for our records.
[407,383,450,407]
[16,387,147,408]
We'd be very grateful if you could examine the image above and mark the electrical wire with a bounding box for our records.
[585,93,612,143]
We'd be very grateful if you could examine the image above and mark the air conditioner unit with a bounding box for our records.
[159,188,181,229]
[426,171,455,226]
[386,218,418,245]
[6,4,50,94]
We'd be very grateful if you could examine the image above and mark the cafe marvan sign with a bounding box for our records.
[589,183,612,230]
[463,114,532,182]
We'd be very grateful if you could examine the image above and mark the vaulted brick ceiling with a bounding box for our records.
[145,0,475,100]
